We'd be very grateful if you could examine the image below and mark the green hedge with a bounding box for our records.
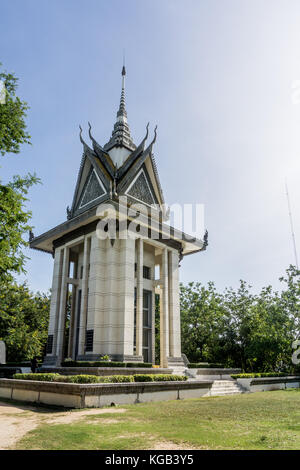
[133,374,187,382]
[13,373,186,384]
[231,372,289,379]
[13,373,60,382]
[187,363,225,369]
[152,374,187,382]
[61,361,152,368]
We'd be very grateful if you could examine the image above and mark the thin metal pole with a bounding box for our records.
[285,179,299,269]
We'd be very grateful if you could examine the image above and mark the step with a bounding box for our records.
[208,379,245,396]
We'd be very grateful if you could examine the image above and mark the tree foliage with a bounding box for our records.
[180,266,300,372]
[0,63,48,362]
[0,173,39,283]
[0,64,31,155]
[0,282,50,361]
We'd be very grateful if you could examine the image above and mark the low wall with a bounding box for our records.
[188,368,241,380]
[236,376,300,392]
[0,378,213,409]
[41,367,172,376]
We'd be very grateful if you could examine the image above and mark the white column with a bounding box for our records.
[47,248,64,356]
[160,247,169,368]
[56,246,69,362]
[78,236,90,356]
[68,284,77,357]
[168,250,181,358]
[136,238,143,357]
[151,290,156,364]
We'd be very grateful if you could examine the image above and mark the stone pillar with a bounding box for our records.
[83,233,101,357]
[151,290,156,364]
[136,238,143,358]
[68,284,77,358]
[46,248,64,363]
[160,247,169,368]
[78,236,91,356]
[168,250,181,358]
[56,246,69,363]
[120,237,136,358]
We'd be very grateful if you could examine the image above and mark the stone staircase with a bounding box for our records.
[209,380,246,396]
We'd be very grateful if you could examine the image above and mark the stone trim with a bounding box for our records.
[0,378,212,396]
[250,376,300,386]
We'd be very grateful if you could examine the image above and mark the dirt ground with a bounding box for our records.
[0,400,127,450]
[0,400,194,450]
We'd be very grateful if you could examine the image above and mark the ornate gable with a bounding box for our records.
[126,167,157,206]
[76,169,106,210]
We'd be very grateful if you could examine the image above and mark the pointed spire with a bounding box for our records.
[117,64,127,119]
[104,63,136,152]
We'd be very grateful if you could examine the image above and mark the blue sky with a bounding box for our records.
[1,0,300,293]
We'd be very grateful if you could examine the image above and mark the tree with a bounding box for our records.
[0,63,31,155]
[0,64,48,361]
[0,63,39,282]
[180,267,300,372]
[0,173,39,283]
[180,281,225,363]
[0,282,50,361]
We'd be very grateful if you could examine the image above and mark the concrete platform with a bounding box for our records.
[0,378,213,408]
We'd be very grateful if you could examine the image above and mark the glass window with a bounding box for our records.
[143,329,149,347]
[143,266,151,279]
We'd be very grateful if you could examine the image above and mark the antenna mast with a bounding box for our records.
[285,179,299,269]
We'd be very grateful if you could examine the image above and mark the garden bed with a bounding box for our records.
[0,377,212,408]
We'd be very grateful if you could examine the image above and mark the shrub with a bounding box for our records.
[13,373,187,384]
[13,373,135,384]
[104,375,134,383]
[231,372,288,379]
[13,373,60,382]
[133,374,187,382]
[56,375,100,384]
[133,374,154,382]
[152,374,187,382]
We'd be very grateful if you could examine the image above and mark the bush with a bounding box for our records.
[13,373,135,384]
[133,374,154,382]
[13,373,187,384]
[13,373,60,381]
[152,374,187,382]
[133,374,187,382]
[231,372,289,379]
[187,363,225,369]
[105,375,134,383]
[56,375,100,384]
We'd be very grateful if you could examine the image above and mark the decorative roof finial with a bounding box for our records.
[118,61,127,119]
[103,59,135,152]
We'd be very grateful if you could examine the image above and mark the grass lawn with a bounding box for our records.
[16,390,300,450]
